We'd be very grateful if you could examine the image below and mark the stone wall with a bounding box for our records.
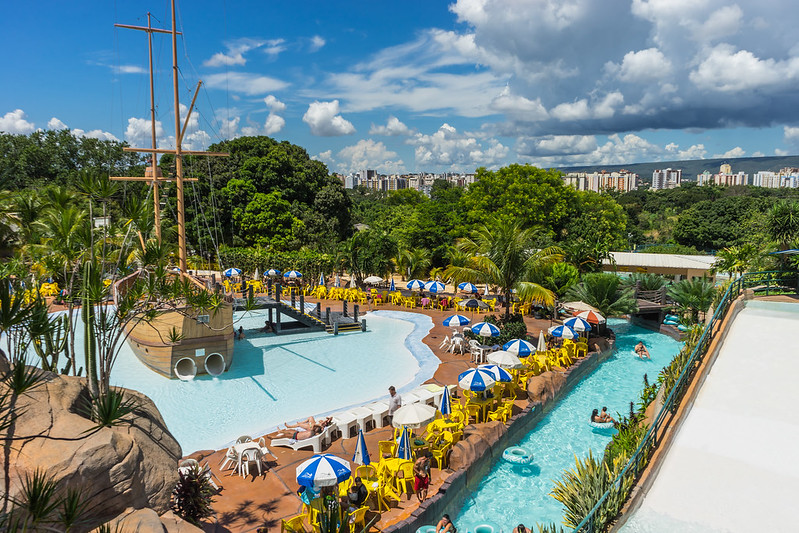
[384,337,616,533]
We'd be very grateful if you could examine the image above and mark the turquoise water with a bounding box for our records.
[45,310,436,453]
[454,319,681,532]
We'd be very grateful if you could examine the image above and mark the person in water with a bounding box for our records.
[513,525,529,533]
[436,515,456,533]
[635,341,650,359]
[237,326,245,340]
[591,408,616,424]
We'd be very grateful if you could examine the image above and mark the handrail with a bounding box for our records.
[572,270,798,532]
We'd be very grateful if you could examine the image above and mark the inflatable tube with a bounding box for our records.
[174,357,197,381]
[204,352,225,376]
[677,324,689,332]
[663,317,679,324]
[590,420,615,429]
[502,446,533,465]
[415,527,436,533]
[665,314,680,321]
[473,523,500,533]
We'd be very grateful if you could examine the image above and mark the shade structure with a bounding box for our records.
[389,278,396,291]
[392,402,437,429]
[460,298,489,311]
[548,324,578,339]
[486,350,524,369]
[575,309,606,325]
[503,338,534,357]
[296,454,351,488]
[561,301,601,314]
[478,363,513,382]
[484,283,489,296]
[223,267,241,277]
[537,330,547,352]
[458,282,478,293]
[266,268,281,277]
[395,426,412,460]
[425,280,446,293]
[471,321,500,337]
[283,270,302,279]
[458,367,496,391]
[443,314,471,327]
[319,272,325,286]
[439,386,453,416]
[564,316,592,333]
[406,279,425,290]
[364,275,383,284]
[352,429,371,466]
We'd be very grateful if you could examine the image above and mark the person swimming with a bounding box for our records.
[635,341,650,359]
[591,407,616,424]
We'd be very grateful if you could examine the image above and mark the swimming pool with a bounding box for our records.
[65,309,437,453]
[454,319,682,532]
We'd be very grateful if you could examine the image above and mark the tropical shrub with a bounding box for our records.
[620,273,666,292]
[667,277,715,324]
[483,314,528,346]
[171,465,216,526]
[81,387,138,430]
[565,273,638,318]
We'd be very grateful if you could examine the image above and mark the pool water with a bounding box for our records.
[57,309,436,453]
[454,320,681,532]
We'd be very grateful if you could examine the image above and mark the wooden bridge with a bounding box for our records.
[232,291,364,335]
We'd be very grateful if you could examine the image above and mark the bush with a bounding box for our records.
[171,465,216,526]
[483,314,528,346]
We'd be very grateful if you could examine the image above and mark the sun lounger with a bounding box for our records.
[365,401,391,428]
[270,426,330,453]
[409,386,437,407]
[331,411,358,439]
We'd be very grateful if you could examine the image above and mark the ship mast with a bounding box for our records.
[111,0,228,272]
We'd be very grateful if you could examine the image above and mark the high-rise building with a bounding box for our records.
[652,168,682,190]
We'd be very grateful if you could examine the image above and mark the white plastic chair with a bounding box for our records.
[240,448,263,478]
[235,435,252,444]
[219,446,238,471]
[439,335,450,350]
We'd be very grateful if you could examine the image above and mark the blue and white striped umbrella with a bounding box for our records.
[319,272,325,286]
[425,280,446,293]
[223,267,241,277]
[439,386,453,417]
[548,324,578,339]
[563,316,592,333]
[458,282,478,293]
[443,314,470,327]
[389,278,396,291]
[478,363,513,382]
[266,268,281,277]
[283,270,302,279]
[296,454,351,488]
[503,338,535,357]
[406,279,425,290]
[471,322,500,337]
[352,429,371,466]
[395,426,412,460]
[458,367,496,391]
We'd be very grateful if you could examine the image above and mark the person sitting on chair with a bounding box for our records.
[348,477,369,507]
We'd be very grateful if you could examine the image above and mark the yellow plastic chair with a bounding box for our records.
[465,403,482,425]
[430,432,453,469]
[393,460,415,497]
[281,514,307,533]
[348,506,368,531]
[378,440,396,458]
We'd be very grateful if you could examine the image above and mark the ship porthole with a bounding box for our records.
[174,357,197,381]
[204,353,225,376]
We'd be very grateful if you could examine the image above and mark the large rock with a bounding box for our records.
[526,371,567,404]
[449,421,507,471]
[104,508,203,533]
[2,373,182,527]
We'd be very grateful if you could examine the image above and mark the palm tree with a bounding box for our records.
[711,245,756,277]
[566,273,638,318]
[766,200,799,251]
[443,221,562,318]
[620,273,667,291]
[667,277,715,324]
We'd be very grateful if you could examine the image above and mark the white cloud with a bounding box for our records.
[690,44,799,92]
[263,39,287,58]
[550,92,623,121]
[489,87,548,121]
[205,52,246,67]
[263,113,285,135]
[775,148,790,156]
[302,100,355,136]
[784,126,799,144]
[522,133,663,167]
[114,64,147,75]
[665,142,707,160]
[0,109,35,134]
[336,139,405,173]
[616,48,672,81]
[517,135,597,156]
[313,150,334,163]
[264,95,286,113]
[203,38,272,67]
[409,123,508,169]
[752,151,764,157]
[48,117,68,130]
[369,116,413,136]
[124,116,168,148]
[205,72,289,95]
[714,146,746,158]
[310,35,326,52]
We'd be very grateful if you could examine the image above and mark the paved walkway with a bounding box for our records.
[621,300,799,532]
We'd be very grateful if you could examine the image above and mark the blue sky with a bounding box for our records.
[2,0,799,174]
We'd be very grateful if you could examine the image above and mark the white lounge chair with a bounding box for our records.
[270,426,330,453]
[331,411,359,439]
[409,387,437,407]
[365,401,390,428]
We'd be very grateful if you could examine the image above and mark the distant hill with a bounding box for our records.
[557,155,799,186]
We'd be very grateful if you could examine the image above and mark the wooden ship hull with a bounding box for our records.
[116,271,235,379]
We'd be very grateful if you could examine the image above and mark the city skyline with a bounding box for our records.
[2,0,799,174]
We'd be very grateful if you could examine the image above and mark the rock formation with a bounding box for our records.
[2,372,182,528]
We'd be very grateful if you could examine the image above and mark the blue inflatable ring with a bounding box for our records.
[590,420,615,429]
[502,446,533,464]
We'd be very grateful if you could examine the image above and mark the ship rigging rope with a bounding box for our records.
[186,156,223,271]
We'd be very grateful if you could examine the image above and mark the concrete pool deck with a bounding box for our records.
[619,296,799,533]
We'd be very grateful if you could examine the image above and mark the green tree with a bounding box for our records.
[766,200,799,252]
[236,192,300,249]
[711,245,757,277]
[672,196,766,250]
[563,191,628,250]
[565,273,638,318]
[443,220,562,318]
[667,277,715,324]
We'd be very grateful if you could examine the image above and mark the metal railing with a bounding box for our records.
[572,270,798,532]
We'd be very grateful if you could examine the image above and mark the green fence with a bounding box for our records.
[572,270,798,532]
